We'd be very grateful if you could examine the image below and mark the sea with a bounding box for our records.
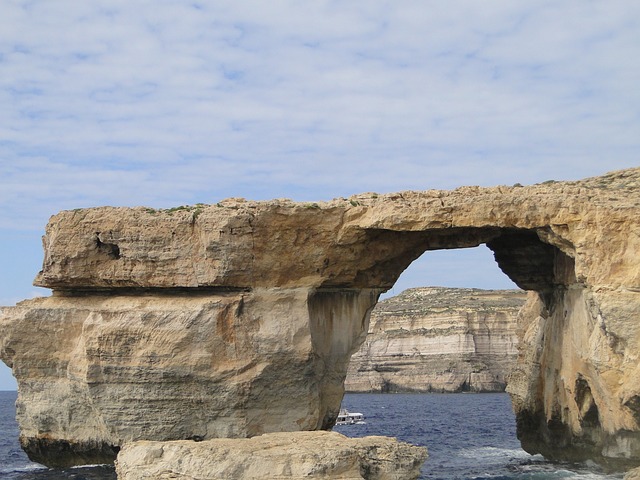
[0,391,625,480]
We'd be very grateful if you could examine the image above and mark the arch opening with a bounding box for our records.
[339,225,595,469]
[342,228,551,397]
[342,226,575,296]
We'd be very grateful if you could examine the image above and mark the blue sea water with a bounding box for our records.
[0,390,625,479]
[335,393,624,480]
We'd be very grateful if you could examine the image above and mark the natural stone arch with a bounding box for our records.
[1,168,639,470]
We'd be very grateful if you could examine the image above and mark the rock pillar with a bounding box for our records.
[0,288,379,467]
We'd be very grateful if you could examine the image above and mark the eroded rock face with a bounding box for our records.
[1,167,639,469]
[345,287,526,393]
[507,286,640,469]
[1,289,378,467]
[625,466,640,480]
[115,431,428,480]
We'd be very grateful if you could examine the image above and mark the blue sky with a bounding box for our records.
[1,1,639,390]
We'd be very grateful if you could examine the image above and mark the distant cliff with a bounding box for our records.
[345,287,527,393]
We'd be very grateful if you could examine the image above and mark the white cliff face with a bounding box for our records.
[115,431,427,480]
[345,287,526,393]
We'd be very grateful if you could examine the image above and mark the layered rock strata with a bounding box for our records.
[115,431,427,480]
[1,168,639,471]
[345,287,526,393]
[1,289,377,467]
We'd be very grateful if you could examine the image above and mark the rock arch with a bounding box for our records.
[1,168,639,470]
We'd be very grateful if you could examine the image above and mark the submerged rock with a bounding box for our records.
[115,431,427,480]
[345,287,526,393]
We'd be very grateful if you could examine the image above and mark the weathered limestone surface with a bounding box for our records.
[115,431,427,480]
[1,288,377,467]
[625,466,640,480]
[1,167,639,471]
[345,287,526,393]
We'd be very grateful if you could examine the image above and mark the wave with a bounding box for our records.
[0,464,117,480]
[0,464,47,474]
[453,448,624,479]
[458,446,533,460]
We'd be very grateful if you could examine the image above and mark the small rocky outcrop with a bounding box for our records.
[345,287,526,393]
[115,431,427,480]
[1,167,639,471]
[625,467,640,480]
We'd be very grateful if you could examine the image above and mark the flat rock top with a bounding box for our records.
[375,287,528,316]
[33,167,640,291]
[116,431,428,480]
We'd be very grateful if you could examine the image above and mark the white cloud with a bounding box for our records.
[0,1,637,277]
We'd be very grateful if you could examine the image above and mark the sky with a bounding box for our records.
[1,1,639,390]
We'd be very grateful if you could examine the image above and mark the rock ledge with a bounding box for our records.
[115,431,427,480]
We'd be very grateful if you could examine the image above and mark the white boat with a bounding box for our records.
[336,409,366,425]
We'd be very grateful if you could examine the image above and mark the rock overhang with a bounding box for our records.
[33,168,640,294]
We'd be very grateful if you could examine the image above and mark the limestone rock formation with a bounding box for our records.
[625,466,640,480]
[0,289,377,467]
[115,431,428,480]
[1,167,639,471]
[345,287,526,393]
